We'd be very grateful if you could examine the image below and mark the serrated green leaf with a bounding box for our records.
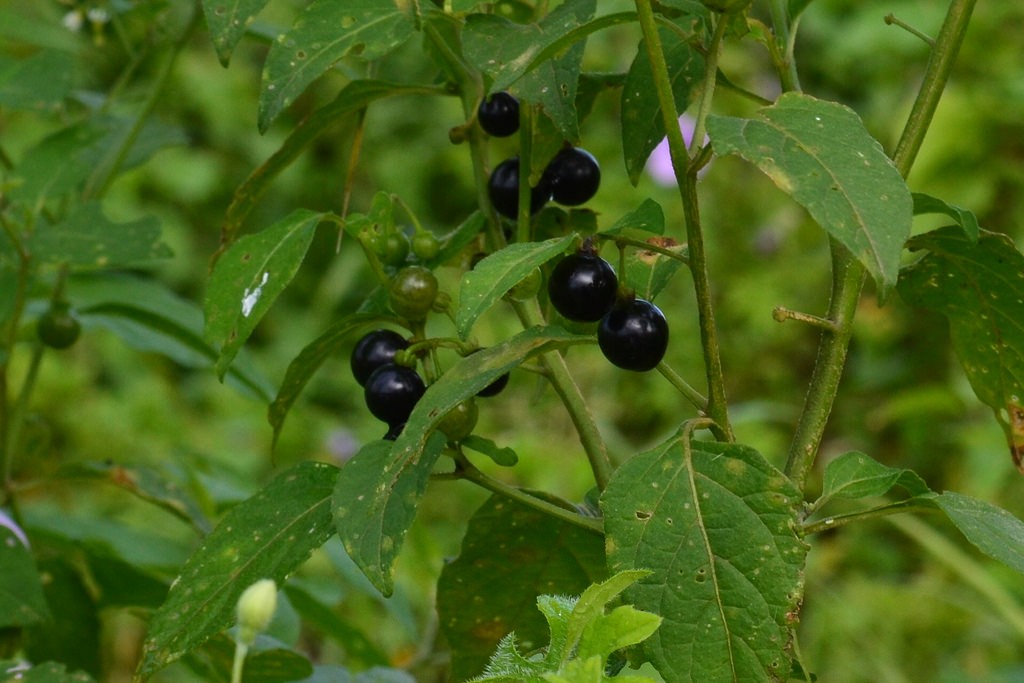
[438,494,605,681]
[543,656,604,683]
[226,80,441,243]
[708,93,912,296]
[0,49,76,111]
[457,236,575,339]
[932,491,1024,575]
[71,273,273,401]
[601,438,806,683]
[460,434,519,467]
[205,209,328,379]
[257,0,415,132]
[334,435,448,597]
[30,202,170,269]
[622,26,706,186]
[563,569,651,661]
[202,0,271,66]
[137,461,340,679]
[268,313,401,450]
[818,451,931,506]
[912,192,979,241]
[898,228,1024,470]
[0,525,49,627]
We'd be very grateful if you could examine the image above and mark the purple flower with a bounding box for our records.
[645,114,710,186]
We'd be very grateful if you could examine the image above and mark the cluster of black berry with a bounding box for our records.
[350,329,511,441]
[478,92,602,221]
[548,247,669,372]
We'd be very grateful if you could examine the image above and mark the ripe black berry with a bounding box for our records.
[364,364,426,426]
[547,252,618,322]
[478,92,519,137]
[597,298,669,372]
[477,372,510,397]
[351,329,408,386]
[488,157,551,220]
[546,147,601,206]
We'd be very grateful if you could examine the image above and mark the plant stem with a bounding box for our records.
[515,300,613,490]
[230,641,248,683]
[633,0,732,440]
[656,362,707,414]
[802,497,932,535]
[450,452,603,535]
[784,0,976,491]
[769,0,801,92]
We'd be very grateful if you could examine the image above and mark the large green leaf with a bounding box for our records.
[437,494,606,681]
[601,438,806,683]
[31,202,170,268]
[931,491,1024,576]
[269,313,401,449]
[201,0,272,66]
[0,521,49,628]
[0,49,76,111]
[898,228,1024,470]
[708,93,912,296]
[456,235,575,339]
[137,461,340,679]
[621,25,706,186]
[205,209,328,379]
[257,0,415,132]
[335,326,592,596]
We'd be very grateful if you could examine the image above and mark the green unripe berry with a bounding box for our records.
[37,305,81,350]
[438,399,478,442]
[388,266,439,321]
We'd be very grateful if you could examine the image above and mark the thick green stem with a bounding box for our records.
[769,0,801,92]
[784,0,976,490]
[633,0,732,439]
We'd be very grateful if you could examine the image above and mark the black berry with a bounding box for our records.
[478,92,520,137]
[351,329,408,386]
[547,252,618,322]
[477,372,510,397]
[488,157,551,220]
[546,147,601,206]
[364,364,426,426]
[597,298,669,372]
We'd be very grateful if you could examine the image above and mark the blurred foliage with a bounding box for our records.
[1,0,1023,681]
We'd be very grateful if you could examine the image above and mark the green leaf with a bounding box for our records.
[576,605,662,664]
[601,438,807,683]
[268,313,400,449]
[335,327,592,597]
[227,80,440,242]
[457,235,575,339]
[0,523,49,627]
[137,461,340,679]
[460,434,519,467]
[0,49,76,111]
[30,202,170,269]
[601,198,666,237]
[912,192,980,241]
[622,25,706,185]
[22,559,100,676]
[257,0,415,132]
[788,0,816,20]
[202,633,314,683]
[202,0,272,66]
[283,585,390,667]
[437,494,606,681]
[708,93,912,296]
[205,209,328,379]
[932,491,1024,575]
[334,435,448,598]
[0,661,97,683]
[71,273,273,401]
[898,228,1024,470]
[563,569,651,659]
[818,451,931,506]
[598,200,685,301]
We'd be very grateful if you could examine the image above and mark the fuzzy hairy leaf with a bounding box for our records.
[257,0,415,132]
[899,228,1024,471]
[709,93,912,296]
[137,461,339,678]
[602,438,807,683]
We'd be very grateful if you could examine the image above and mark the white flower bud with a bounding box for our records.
[236,578,277,645]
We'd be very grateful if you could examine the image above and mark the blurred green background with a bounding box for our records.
[2,0,1024,681]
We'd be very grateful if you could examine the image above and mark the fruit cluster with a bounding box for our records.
[480,92,601,220]
[548,246,669,372]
